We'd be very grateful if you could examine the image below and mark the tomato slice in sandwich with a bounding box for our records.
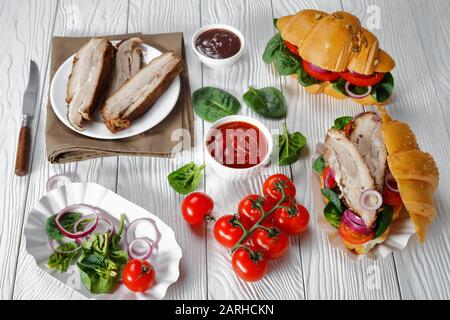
[302,60,341,82]
[382,186,403,206]
[339,222,375,245]
[284,41,299,56]
[340,71,385,87]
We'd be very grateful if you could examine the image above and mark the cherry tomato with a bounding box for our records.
[238,194,275,229]
[122,259,156,292]
[251,226,289,259]
[263,174,296,203]
[181,192,214,226]
[322,166,336,189]
[231,247,268,282]
[273,201,309,235]
[302,59,341,82]
[214,215,245,249]
[340,70,385,87]
[382,186,403,206]
[284,40,299,56]
[339,222,375,245]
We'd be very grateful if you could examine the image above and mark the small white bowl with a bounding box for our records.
[204,115,273,181]
[191,24,245,70]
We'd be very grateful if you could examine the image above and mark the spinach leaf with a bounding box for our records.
[371,72,394,103]
[192,87,241,122]
[273,18,279,30]
[321,188,343,213]
[263,33,284,64]
[274,123,307,165]
[297,61,321,87]
[312,155,326,174]
[243,86,287,118]
[47,242,80,272]
[347,84,370,96]
[168,162,206,195]
[332,116,353,130]
[46,212,81,240]
[273,50,301,75]
[323,202,343,229]
[77,254,119,294]
[332,77,347,96]
[375,205,394,238]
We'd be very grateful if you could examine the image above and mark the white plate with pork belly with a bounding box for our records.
[50,41,181,140]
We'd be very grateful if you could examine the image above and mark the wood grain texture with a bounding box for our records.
[121,0,207,299]
[13,0,128,300]
[0,0,58,299]
[201,0,304,300]
[342,0,450,299]
[274,0,401,299]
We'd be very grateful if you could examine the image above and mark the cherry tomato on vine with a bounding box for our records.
[214,215,245,249]
[122,259,156,292]
[231,246,268,282]
[263,174,296,203]
[273,201,309,235]
[238,194,275,229]
[181,192,214,226]
[251,226,289,259]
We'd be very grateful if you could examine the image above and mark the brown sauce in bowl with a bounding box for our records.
[195,28,241,59]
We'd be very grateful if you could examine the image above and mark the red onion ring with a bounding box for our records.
[324,168,336,189]
[46,174,71,192]
[125,218,158,245]
[127,238,153,260]
[385,172,399,193]
[74,214,114,244]
[342,209,374,234]
[359,189,383,211]
[344,81,372,98]
[305,61,332,74]
[48,238,81,254]
[55,204,99,239]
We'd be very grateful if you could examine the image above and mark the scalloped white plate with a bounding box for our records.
[23,182,182,299]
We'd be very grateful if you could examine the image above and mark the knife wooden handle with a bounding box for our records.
[15,126,31,176]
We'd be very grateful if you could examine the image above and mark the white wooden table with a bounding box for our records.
[1,0,449,300]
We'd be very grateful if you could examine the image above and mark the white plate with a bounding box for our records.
[23,182,182,299]
[50,41,181,140]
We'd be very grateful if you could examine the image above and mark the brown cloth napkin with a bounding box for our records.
[46,33,194,163]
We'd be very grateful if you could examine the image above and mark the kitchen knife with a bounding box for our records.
[15,60,39,176]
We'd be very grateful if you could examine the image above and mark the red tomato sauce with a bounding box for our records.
[207,121,268,169]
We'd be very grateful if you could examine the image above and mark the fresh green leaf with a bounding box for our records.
[321,188,343,213]
[47,242,80,272]
[375,205,394,238]
[332,116,353,130]
[192,87,241,122]
[274,123,307,165]
[168,162,206,195]
[312,155,326,174]
[297,61,321,87]
[273,18,279,30]
[332,77,347,96]
[243,86,287,118]
[46,212,81,240]
[77,254,119,294]
[347,84,371,96]
[273,50,300,75]
[371,72,394,103]
[263,33,284,64]
[323,202,343,228]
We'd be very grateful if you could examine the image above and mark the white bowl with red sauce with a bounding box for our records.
[192,24,245,69]
[204,115,273,180]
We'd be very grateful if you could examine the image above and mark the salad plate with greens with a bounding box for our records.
[24,182,182,299]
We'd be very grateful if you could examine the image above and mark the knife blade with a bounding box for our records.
[15,60,39,176]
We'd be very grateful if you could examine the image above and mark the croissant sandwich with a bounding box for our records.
[263,10,395,106]
[312,110,439,254]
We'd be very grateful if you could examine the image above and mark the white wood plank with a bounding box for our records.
[342,0,450,299]
[13,0,128,300]
[0,0,58,300]
[273,0,401,299]
[120,0,207,299]
[201,0,304,299]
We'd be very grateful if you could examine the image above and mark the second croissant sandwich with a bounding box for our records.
[312,110,439,254]
[263,10,395,105]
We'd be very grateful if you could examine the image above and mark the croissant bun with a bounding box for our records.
[378,107,439,242]
[278,10,395,106]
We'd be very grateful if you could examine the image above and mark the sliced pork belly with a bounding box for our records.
[102,52,183,133]
[350,112,387,191]
[324,129,378,227]
[106,37,143,97]
[66,37,116,130]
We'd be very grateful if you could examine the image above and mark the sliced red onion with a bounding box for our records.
[125,218,158,245]
[385,172,399,193]
[324,168,336,189]
[359,189,383,211]
[305,61,331,74]
[46,174,71,192]
[55,204,99,239]
[48,238,81,254]
[342,209,373,234]
[344,81,372,98]
[127,238,153,260]
[74,214,114,244]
